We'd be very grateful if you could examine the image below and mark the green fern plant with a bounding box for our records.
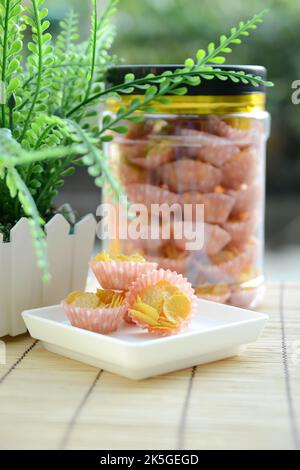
[0,0,273,281]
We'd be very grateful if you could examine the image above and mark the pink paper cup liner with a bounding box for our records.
[196,287,231,304]
[197,243,257,284]
[146,255,189,276]
[222,214,258,247]
[229,285,264,309]
[125,268,197,336]
[63,301,127,334]
[126,183,179,209]
[90,260,158,290]
[228,182,261,216]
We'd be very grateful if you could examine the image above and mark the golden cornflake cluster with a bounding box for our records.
[129,280,191,331]
[94,251,146,263]
[66,289,125,309]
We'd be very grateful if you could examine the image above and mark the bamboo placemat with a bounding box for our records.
[0,282,299,450]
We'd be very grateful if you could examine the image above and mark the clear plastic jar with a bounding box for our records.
[105,65,270,308]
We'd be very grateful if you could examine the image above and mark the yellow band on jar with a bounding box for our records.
[107,93,266,115]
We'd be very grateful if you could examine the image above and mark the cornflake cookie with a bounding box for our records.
[126,269,196,336]
[63,289,127,334]
[91,251,158,290]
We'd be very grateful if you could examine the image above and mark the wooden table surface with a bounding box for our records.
[0,282,299,450]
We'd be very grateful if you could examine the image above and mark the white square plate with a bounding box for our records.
[22,300,268,380]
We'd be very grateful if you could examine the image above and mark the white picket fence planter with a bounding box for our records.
[0,214,97,337]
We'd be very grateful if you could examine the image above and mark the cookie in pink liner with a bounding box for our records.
[179,192,235,224]
[222,148,258,190]
[172,221,231,256]
[126,183,179,209]
[63,302,127,334]
[123,211,189,251]
[146,253,189,275]
[158,159,222,193]
[63,290,128,335]
[203,223,231,255]
[227,183,261,216]
[229,285,264,309]
[181,129,239,167]
[195,284,231,304]
[129,142,176,169]
[196,243,257,284]
[222,213,258,247]
[90,255,158,290]
[126,121,154,139]
[119,141,149,167]
[125,269,197,336]
[119,160,147,186]
[119,218,172,256]
[122,235,168,257]
[209,115,263,148]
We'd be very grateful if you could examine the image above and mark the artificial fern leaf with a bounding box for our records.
[0,0,23,129]
[0,126,79,168]
[63,119,124,203]
[195,9,270,66]
[54,9,80,115]
[8,167,50,281]
[69,9,272,119]
[64,0,118,120]
[83,0,118,102]
[20,0,53,146]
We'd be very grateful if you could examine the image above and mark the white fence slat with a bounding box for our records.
[43,214,73,306]
[71,214,96,291]
[0,234,11,337]
[10,218,42,336]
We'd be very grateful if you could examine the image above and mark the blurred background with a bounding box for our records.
[46,0,299,281]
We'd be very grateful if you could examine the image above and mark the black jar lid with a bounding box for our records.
[107,64,267,95]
